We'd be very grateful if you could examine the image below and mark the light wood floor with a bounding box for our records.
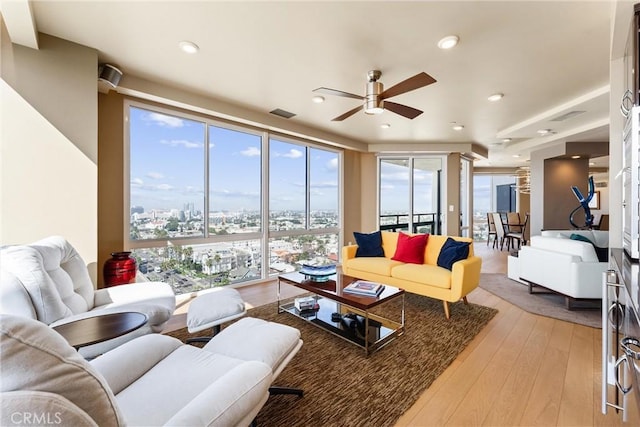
[163,243,638,426]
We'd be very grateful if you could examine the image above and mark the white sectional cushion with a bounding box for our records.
[541,229,609,247]
[530,235,599,263]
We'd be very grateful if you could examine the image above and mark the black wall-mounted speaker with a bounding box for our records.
[98,64,123,88]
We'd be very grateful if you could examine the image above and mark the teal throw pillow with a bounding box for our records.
[569,233,608,262]
[569,233,593,245]
[354,231,385,257]
[437,238,470,271]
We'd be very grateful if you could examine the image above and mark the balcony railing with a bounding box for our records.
[379,213,440,234]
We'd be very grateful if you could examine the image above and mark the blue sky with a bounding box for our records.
[130,107,339,212]
[130,106,510,216]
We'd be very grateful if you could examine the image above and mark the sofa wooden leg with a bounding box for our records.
[443,301,450,319]
[462,296,468,305]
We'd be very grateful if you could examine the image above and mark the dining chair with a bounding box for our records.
[506,212,522,233]
[487,212,497,247]
[492,213,507,250]
[506,212,529,250]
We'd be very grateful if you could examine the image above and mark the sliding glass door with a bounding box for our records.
[379,156,442,234]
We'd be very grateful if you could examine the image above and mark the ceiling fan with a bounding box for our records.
[313,70,436,122]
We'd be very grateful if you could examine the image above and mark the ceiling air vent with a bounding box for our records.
[550,110,586,122]
[269,108,296,119]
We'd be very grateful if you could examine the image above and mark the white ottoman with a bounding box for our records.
[186,287,247,343]
[203,317,304,397]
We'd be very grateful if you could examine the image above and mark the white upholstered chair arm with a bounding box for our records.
[93,282,175,307]
[0,391,99,427]
[90,334,183,395]
[163,361,272,427]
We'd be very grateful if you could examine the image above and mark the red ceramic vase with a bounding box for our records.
[103,252,137,287]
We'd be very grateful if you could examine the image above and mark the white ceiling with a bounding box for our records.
[3,1,615,168]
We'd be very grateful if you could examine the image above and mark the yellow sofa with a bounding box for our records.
[341,232,482,319]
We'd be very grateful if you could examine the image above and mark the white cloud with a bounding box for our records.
[381,172,410,182]
[156,184,174,191]
[311,181,338,189]
[283,149,303,159]
[146,112,184,128]
[131,178,144,186]
[326,158,338,170]
[146,172,164,180]
[240,146,261,157]
[160,139,202,149]
[380,184,395,190]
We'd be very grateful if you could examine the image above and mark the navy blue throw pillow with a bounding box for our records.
[354,231,385,257]
[437,238,470,271]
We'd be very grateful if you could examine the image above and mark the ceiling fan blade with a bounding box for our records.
[380,72,436,100]
[384,101,423,119]
[313,87,364,100]
[332,105,364,121]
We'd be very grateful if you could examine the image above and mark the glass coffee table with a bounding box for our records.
[278,271,404,355]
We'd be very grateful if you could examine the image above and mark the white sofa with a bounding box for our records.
[517,230,608,307]
[0,314,303,427]
[0,236,176,358]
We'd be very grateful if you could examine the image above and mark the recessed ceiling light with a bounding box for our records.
[502,138,512,143]
[571,155,581,159]
[311,95,325,103]
[537,129,551,135]
[512,154,521,158]
[589,162,595,166]
[380,123,391,129]
[179,41,199,54]
[452,124,464,131]
[437,35,459,50]
[488,93,504,102]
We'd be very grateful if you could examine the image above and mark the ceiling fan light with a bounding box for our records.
[437,35,459,50]
[364,107,384,115]
[364,96,384,115]
[179,41,199,54]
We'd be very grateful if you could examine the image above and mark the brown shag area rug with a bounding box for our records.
[165,294,497,427]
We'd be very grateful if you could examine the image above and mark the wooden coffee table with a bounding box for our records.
[52,312,148,351]
[278,272,404,355]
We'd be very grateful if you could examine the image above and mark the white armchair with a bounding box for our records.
[0,236,176,358]
[518,230,608,307]
[0,314,291,427]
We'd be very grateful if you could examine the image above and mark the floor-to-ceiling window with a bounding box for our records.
[379,156,442,234]
[460,157,472,238]
[268,138,340,273]
[126,101,341,295]
[472,173,516,241]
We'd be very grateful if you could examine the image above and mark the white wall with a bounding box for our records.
[1,30,98,271]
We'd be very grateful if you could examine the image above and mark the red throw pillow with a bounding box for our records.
[391,232,429,264]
